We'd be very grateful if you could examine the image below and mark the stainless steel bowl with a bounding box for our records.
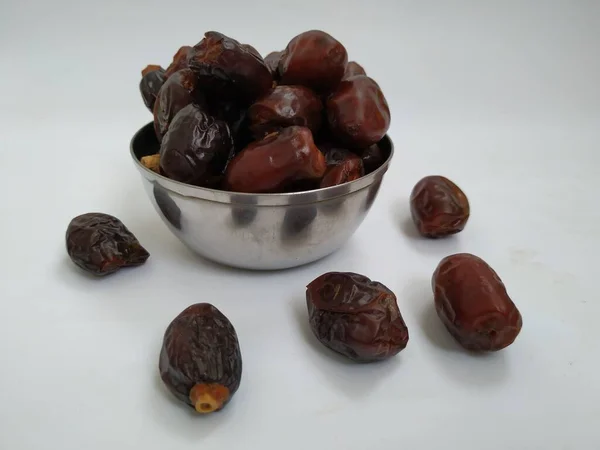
[130,122,394,270]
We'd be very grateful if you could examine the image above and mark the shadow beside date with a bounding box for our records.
[306,272,409,362]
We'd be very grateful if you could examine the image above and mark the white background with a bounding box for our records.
[1,1,599,448]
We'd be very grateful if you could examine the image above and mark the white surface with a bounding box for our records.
[1,1,599,449]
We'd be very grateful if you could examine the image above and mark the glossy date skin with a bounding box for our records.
[320,148,364,188]
[278,30,348,93]
[361,144,384,174]
[306,272,409,362]
[410,175,470,238]
[343,61,366,79]
[248,85,323,138]
[327,75,390,148]
[165,45,192,78]
[224,126,326,193]
[432,253,523,351]
[140,65,166,112]
[159,303,242,414]
[153,68,204,141]
[65,213,149,276]
[188,31,272,103]
[264,51,282,75]
[159,103,234,187]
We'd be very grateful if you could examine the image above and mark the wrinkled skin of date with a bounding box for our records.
[224,126,326,193]
[432,253,523,351]
[410,175,470,238]
[160,103,234,187]
[140,66,166,112]
[188,31,272,103]
[153,69,204,141]
[343,61,366,79]
[264,51,282,75]
[165,46,192,78]
[65,213,149,276]
[327,75,391,148]
[306,272,409,362]
[278,30,348,93]
[159,303,242,414]
[248,85,323,138]
[320,148,364,188]
[361,143,384,174]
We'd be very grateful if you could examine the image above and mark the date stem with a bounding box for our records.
[189,383,230,414]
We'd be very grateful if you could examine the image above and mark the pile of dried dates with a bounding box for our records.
[138,30,390,193]
[60,30,525,418]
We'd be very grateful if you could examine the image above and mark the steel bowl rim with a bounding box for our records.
[130,121,394,206]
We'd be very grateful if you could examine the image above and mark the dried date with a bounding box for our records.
[153,69,204,141]
[410,175,470,238]
[224,126,326,193]
[361,144,384,174]
[159,303,242,414]
[278,30,348,93]
[432,253,523,351]
[343,61,366,79]
[159,103,234,187]
[165,46,192,78]
[264,51,282,75]
[140,65,166,112]
[306,272,409,362]
[65,213,149,276]
[248,85,323,138]
[327,75,390,148]
[320,148,364,188]
[188,31,272,103]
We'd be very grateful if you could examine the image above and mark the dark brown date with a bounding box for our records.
[306,272,409,362]
[432,253,523,351]
[264,51,282,75]
[188,31,272,103]
[320,148,364,188]
[165,46,192,78]
[410,175,470,238]
[343,61,366,79]
[248,85,323,138]
[159,103,234,187]
[65,213,149,276]
[327,75,390,148]
[140,65,166,112]
[159,303,242,414]
[361,143,384,174]
[153,69,203,141]
[278,30,348,93]
[224,126,326,193]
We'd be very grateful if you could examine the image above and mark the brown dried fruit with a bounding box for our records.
[224,126,326,193]
[410,175,470,238]
[432,253,523,351]
[159,103,234,187]
[159,303,242,414]
[153,69,204,141]
[248,85,323,138]
[278,30,348,93]
[343,61,366,79]
[264,51,283,75]
[320,148,364,188]
[327,75,390,148]
[306,272,409,362]
[361,144,384,174]
[165,46,192,78]
[65,213,149,276]
[140,66,166,112]
[188,31,272,103]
